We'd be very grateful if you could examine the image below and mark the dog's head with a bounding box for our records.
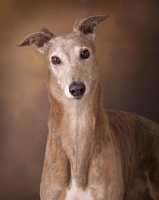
[18,15,108,100]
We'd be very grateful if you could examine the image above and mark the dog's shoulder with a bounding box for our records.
[107,109,159,150]
[107,109,159,135]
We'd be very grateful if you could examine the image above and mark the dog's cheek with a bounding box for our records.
[50,66,63,87]
[64,85,75,99]
[85,83,90,96]
[84,67,95,94]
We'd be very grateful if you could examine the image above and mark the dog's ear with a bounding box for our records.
[73,15,108,40]
[18,28,55,53]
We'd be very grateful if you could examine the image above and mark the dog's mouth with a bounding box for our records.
[65,93,84,100]
[75,95,83,100]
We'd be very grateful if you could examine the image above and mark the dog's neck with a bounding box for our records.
[47,73,108,188]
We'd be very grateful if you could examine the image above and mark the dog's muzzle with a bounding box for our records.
[69,82,86,99]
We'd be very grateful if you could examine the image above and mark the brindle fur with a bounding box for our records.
[18,15,159,200]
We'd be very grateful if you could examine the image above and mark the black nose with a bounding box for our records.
[69,82,86,98]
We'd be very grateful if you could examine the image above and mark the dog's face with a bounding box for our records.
[18,15,108,100]
[46,34,97,99]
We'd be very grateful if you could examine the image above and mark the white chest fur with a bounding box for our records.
[64,179,93,200]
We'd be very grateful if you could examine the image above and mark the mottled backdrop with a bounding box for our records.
[0,0,159,199]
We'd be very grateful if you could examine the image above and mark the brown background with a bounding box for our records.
[0,0,159,199]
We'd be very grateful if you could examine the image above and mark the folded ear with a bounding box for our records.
[18,28,55,53]
[73,15,108,40]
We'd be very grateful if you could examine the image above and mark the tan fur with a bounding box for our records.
[18,15,159,200]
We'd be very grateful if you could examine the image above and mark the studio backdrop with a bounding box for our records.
[0,0,159,199]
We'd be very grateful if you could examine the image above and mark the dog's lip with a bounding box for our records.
[76,96,82,100]
[73,95,84,100]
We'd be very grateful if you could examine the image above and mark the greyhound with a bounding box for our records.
[18,15,159,200]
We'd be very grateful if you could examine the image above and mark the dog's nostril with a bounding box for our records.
[71,89,76,94]
[80,88,84,93]
[69,82,86,97]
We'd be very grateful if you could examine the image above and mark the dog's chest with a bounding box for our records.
[64,179,93,200]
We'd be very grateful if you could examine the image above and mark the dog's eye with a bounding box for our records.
[80,49,90,59]
[51,56,61,65]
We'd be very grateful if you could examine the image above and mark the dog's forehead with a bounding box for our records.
[49,34,95,52]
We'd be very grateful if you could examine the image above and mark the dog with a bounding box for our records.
[18,15,159,200]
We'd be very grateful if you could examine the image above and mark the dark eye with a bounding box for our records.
[51,56,61,65]
[80,49,90,59]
